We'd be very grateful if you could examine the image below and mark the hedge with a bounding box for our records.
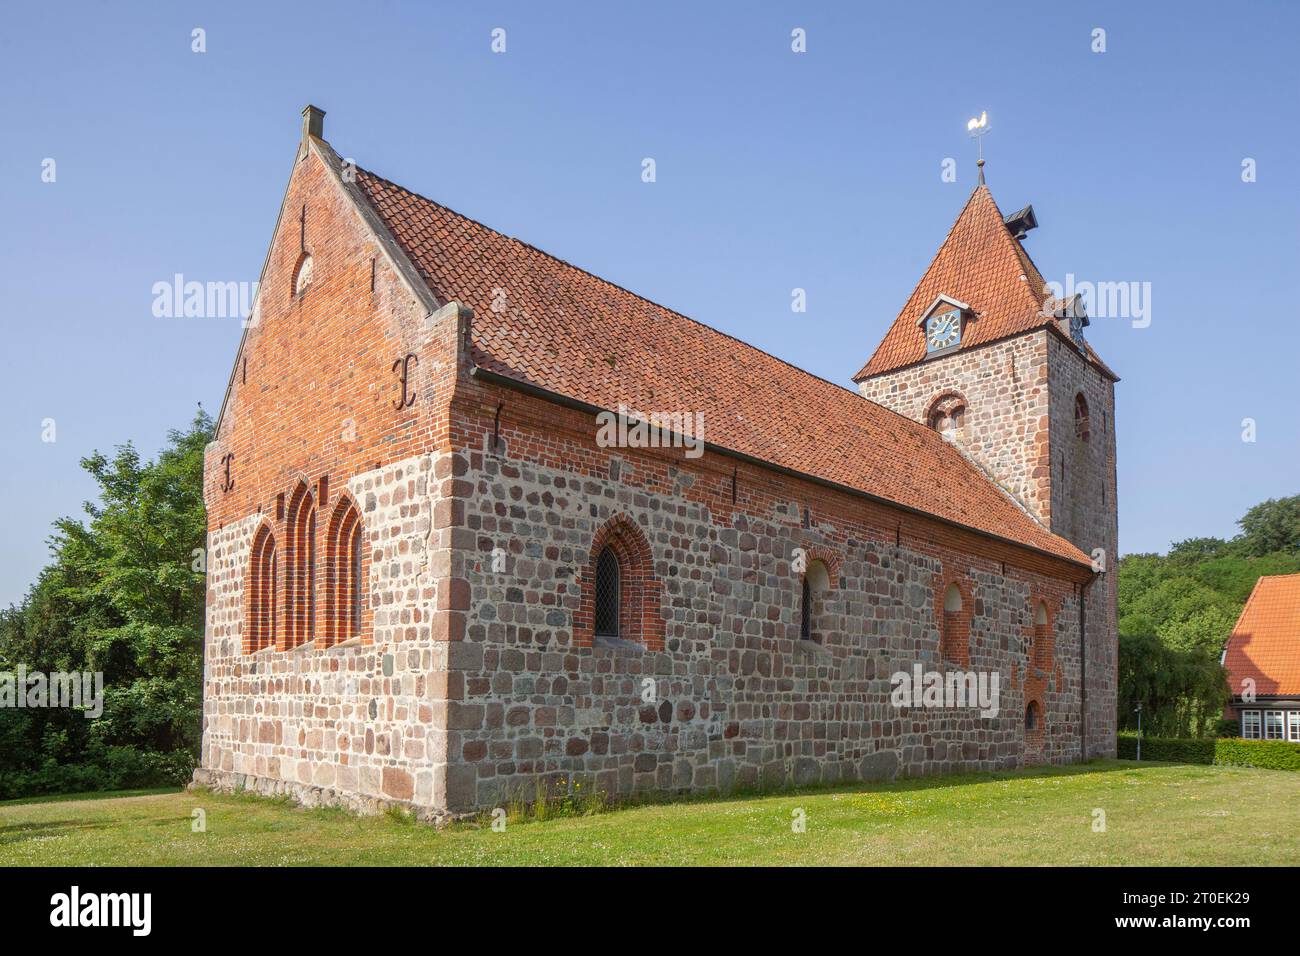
[1117,732,1300,771]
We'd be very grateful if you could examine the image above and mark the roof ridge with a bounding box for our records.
[351,163,1092,569]
[354,163,896,406]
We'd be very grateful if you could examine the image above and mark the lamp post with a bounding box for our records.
[1134,702,1143,761]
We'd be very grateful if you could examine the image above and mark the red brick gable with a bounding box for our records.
[351,167,1090,569]
[1224,574,1300,697]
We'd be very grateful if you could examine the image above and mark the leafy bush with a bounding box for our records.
[1118,732,1300,771]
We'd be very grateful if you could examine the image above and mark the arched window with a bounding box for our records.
[925,392,968,441]
[293,253,314,297]
[325,494,365,646]
[798,558,831,644]
[285,482,317,648]
[578,514,663,650]
[1031,599,1053,670]
[1074,393,1090,441]
[1025,700,1044,746]
[246,523,278,653]
[939,579,971,666]
[594,547,620,638]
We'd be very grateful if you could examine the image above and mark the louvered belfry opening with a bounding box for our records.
[594,547,621,638]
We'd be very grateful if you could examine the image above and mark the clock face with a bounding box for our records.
[927,310,961,351]
[1069,314,1085,346]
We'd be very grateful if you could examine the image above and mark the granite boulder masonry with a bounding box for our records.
[193,106,1118,823]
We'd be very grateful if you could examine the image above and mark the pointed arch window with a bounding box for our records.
[594,547,621,639]
[1031,599,1054,670]
[579,514,663,651]
[938,578,972,667]
[246,524,278,653]
[1074,393,1090,441]
[285,483,317,648]
[325,494,365,646]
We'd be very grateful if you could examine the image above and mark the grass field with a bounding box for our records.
[2,760,1296,866]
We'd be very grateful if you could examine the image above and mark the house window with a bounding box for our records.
[1075,393,1090,441]
[1242,711,1261,739]
[245,524,278,653]
[594,546,620,638]
[325,494,364,646]
[1288,711,1300,742]
[1264,710,1284,740]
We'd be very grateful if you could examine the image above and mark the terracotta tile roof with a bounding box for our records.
[853,186,1110,381]
[1223,574,1300,697]
[353,168,1091,568]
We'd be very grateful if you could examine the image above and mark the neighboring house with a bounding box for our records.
[1223,573,1300,742]
[193,107,1119,820]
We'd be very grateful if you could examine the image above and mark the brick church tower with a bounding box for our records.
[854,182,1119,752]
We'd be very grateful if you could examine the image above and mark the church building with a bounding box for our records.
[194,106,1119,819]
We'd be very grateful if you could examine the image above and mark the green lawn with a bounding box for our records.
[2,760,1295,866]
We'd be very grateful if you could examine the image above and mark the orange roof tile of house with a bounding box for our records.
[353,167,1092,568]
[853,185,1115,382]
[1223,574,1300,698]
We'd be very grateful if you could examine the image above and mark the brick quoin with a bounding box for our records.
[194,108,1117,821]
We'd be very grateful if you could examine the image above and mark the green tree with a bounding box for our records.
[0,410,211,798]
[1235,495,1300,557]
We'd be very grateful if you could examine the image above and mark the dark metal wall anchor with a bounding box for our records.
[392,353,418,409]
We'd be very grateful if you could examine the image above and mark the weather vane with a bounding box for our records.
[967,111,990,184]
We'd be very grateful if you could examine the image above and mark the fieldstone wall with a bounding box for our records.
[444,444,1087,813]
[858,334,1052,524]
[198,453,452,813]
[1047,333,1119,756]
[857,329,1118,760]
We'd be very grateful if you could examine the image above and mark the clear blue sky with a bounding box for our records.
[1,1,1297,607]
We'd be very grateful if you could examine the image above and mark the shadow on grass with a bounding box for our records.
[0,819,114,845]
[0,787,181,808]
[441,758,1159,832]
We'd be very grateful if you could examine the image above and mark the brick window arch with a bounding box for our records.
[285,481,317,649]
[245,521,278,653]
[798,557,834,644]
[925,391,968,441]
[1074,392,1090,441]
[594,546,621,638]
[1025,699,1044,748]
[576,514,663,651]
[1030,598,1054,671]
[936,576,973,667]
[293,252,314,297]
[324,492,366,646]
